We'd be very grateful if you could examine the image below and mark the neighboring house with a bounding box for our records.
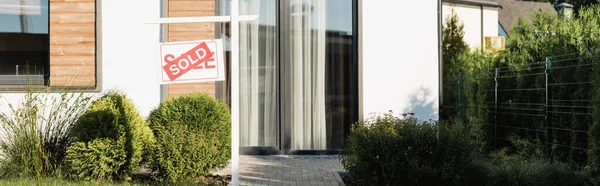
[497,0,557,37]
[0,0,441,154]
[442,0,501,49]
[555,2,574,18]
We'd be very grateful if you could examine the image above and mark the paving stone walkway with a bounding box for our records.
[214,155,347,186]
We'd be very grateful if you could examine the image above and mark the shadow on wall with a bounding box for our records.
[403,85,438,121]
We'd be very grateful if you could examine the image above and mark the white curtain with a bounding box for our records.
[239,0,278,147]
[290,0,327,150]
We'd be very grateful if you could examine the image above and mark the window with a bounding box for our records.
[286,0,358,151]
[216,0,359,152]
[498,23,507,37]
[0,0,49,85]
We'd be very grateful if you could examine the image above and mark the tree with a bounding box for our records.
[441,9,469,121]
[442,9,469,76]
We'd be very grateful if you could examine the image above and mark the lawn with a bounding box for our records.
[0,178,142,186]
[0,178,222,186]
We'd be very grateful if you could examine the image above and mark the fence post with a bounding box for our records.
[458,72,464,124]
[545,57,552,156]
[495,68,499,149]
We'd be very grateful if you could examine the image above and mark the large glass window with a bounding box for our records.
[220,0,358,152]
[238,0,279,147]
[288,0,357,150]
[0,0,49,85]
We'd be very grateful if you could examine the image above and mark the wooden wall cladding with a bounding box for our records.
[167,0,217,98]
[49,0,96,87]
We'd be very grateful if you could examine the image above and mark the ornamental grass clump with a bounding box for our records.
[0,87,93,178]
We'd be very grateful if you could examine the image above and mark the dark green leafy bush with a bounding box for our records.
[589,40,600,186]
[147,92,231,183]
[486,154,584,186]
[478,134,584,186]
[66,91,155,181]
[340,114,478,186]
[64,139,126,181]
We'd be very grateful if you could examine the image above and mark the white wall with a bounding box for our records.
[361,0,440,121]
[483,7,499,40]
[100,0,161,117]
[442,3,499,49]
[0,0,162,118]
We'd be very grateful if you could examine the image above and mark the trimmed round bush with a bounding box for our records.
[147,92,231,183]
[64,138,126,181]
[340,114,478,186]
[67,91,155,181]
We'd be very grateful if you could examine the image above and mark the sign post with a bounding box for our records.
[146,1,258,185]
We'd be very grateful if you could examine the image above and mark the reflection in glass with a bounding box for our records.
[218,0,358,151]
[289,0,357,150]
[289,0,327,150]
[0,0,48,79]
[325,0,357,150]
[239,0,279,147]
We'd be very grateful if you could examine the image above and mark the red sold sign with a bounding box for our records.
[160,40,225,84]
[162,42,213,81]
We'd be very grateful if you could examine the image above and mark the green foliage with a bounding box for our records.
[443,48,499,152]
[67,91,155,181]
[0,177,147,186]
[0,177,223,186]
[147,92,231,183]
[589,41,600,185]
[0,87,93,178]
[485,154,584,186]
[64,139,126,182]
[444,3,600,166]
[441,10,497,151]
[484,119,584,186]
[341,115,590,185]
[502,4,600,165]
[442,9,470,76]
[340,114,478,186]
[440,9,465,121]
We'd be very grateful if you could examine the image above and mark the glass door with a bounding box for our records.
[217,0,280,150]
[217,0,358,153]
[239,0,279,148]
[282,0,358,151]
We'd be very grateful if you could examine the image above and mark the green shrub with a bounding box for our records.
[67,91,155,181]
[484,137,585,186]
[147,92,231,183]
[64,138,126,182]
[340,114,478,186]
[589,46,600,185]
[0,87,93,178]
[486,155,584,186]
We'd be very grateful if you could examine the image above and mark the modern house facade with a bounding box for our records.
[0,0,441,154]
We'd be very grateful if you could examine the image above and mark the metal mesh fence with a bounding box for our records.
[441,54,598,165]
